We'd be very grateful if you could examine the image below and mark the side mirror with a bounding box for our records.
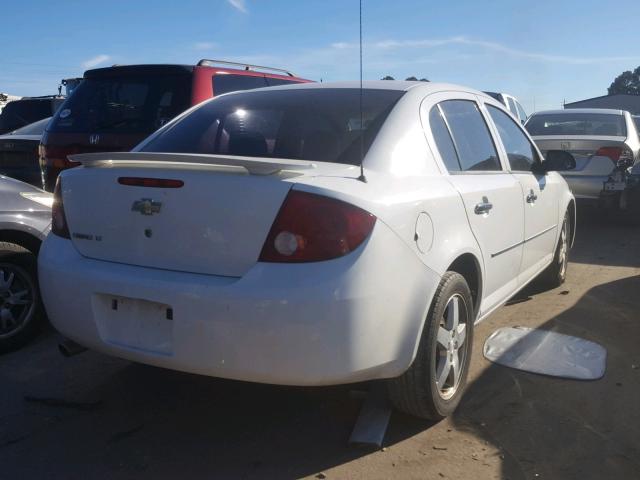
[543,150,576,172]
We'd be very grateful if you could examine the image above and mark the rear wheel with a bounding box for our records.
[387,272,474,420]
[540,212,569,289]
[0,242,44,353]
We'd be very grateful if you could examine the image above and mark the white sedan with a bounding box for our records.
[39,81,576,420]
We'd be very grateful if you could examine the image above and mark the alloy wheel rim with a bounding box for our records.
[558,221,568,278]
[0,264,35,338]
[433,293,469,400]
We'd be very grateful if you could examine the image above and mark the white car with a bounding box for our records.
[39,81,576,419]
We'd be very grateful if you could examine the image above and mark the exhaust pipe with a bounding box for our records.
[58,338,87,357]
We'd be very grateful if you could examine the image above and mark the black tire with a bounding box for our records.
[539,211,570,289]
[387,272,474,420]
[0,242,44,353]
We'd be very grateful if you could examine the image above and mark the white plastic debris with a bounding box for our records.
[483,326,606,380]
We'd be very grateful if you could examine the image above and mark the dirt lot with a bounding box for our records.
[1,211,639,480]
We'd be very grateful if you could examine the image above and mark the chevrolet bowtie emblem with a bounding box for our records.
[131,198,162,216]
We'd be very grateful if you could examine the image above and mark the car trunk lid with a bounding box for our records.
[532,135,626,174]
[61,152,318,277]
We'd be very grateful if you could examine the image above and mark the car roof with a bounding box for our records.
[84,63,308,81]
[217,80,490,96]
[532,108,626,116]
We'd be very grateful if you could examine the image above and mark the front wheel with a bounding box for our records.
[539,211,570,289]
[0,242,44,353]
[387,272,474,420]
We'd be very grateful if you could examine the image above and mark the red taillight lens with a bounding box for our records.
[41,144,82,169]
[52,178,70,239]
[596,147,623,162]
[259,191,376,263]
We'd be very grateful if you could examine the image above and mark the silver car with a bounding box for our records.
[0,175,51,352]
[484,92,528,124]
[525,109,640,202]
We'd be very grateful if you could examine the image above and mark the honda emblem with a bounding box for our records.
[89,134,100,145]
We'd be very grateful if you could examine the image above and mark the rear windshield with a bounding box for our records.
[0,100,52,133]
[48,74,192,134]
[141,88,404,165]
[212,74,303,96]
[633,116,640,132]
[10,117,50,135]
[525,112,627,136]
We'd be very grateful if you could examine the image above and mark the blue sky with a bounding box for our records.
[2,0,640,112]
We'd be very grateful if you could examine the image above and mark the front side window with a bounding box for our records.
[516,102,528,123]
[437,100,501,172]
[488,105,539,171]
[142,88,404,165]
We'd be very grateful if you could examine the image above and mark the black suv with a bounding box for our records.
[0,96,65,135]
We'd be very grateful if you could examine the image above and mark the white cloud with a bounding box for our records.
[82,54,111,69]
[227,0,247,13]
[330,36,640,65]
[193,42,217,51]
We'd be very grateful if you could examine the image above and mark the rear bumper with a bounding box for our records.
[39,224,439,386]
[563,174,607,199]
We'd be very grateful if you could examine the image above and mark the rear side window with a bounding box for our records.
[141,88,404,165]
[487,105,538,171]
[429,106,460,171]
[525,113,627,136]
[212,75,304,96]
[212,74,269,96]
[48,74,192,134]
[264,77,304,87]
[437,100,501,171]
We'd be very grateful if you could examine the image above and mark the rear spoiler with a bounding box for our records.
[68,152,317,176]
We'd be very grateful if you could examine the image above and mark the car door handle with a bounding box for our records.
[474,197,493,215]
[526,189,538,203]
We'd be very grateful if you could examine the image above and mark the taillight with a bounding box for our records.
[40,144,82,169]
[259,190,376,263]
[596,147,622,162]
[40,143,82,192]
[52,178,70,239]
[596,146,634,167]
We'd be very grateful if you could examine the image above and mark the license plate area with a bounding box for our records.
[92,294,173,355]
[604,181,626,192]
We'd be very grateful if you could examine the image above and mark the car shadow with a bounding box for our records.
[3,343,430,479]
[569,204,640,268]
[453,273,640,479]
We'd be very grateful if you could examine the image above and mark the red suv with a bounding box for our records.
[39,59,310,191]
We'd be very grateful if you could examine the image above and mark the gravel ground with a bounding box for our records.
[1,211,638,479]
